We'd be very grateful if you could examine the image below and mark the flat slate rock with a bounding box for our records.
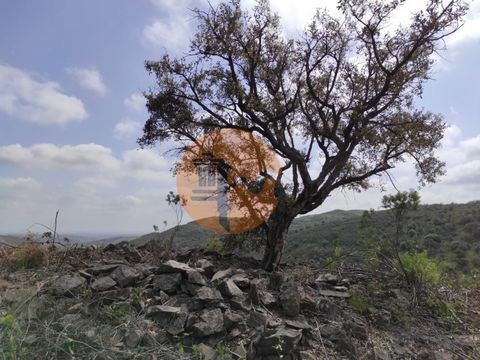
[91,276,117,292]
[318,289,351,298]
[158,260,194,274]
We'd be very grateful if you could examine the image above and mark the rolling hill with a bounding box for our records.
[134,201,480,272]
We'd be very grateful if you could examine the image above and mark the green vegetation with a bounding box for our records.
[349,293,369,315]
[203,237,225,255]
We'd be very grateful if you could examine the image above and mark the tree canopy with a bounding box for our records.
[140,0,467,270]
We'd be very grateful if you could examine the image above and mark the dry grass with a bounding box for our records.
[2,240,45,271]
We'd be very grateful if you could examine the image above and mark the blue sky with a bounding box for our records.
[0,0,479,234]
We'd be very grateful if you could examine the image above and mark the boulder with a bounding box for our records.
[196,259,215,276]
[192,308,224,337]
[285,318,312,331]
[152,273,182,293]
[196,344,216,359]
[279,285,301,317]
[315,273,339,284]
[230,293,252,311]
[52,274,86,296]
[124,329,144,348]
[157,260,194,274]
[223,309,245,329]
[145,305,187,336]
[195,286,223,302]
[218,279,243,298]
[186,270,207,286]
[256,327,302,356]
[91,276,116,292]
[268,271,285,291]
[98,288,130,305]
[85,264,121,276]
[247,311,269,331]
[230,273,251,289]
[211,268,233,283]
[110,265,141,287]
[318,289,351,298]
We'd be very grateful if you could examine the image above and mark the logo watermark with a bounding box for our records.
[176,129,280,234]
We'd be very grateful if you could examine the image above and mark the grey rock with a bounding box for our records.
[279,285,301,317]
[344,318,368,340]
[110,265,141,287]
[157,260,194,274]
[99,288,130,305]
[268,271,285,291]
[256,327,302,356]
[197,343,216,359]
[124,329,144,348]
[85,264,120,276]
[317,298,339,320]
[186,270,207,286]
[218,279,243,298]
[168,294,204,312]
[196,286,223,302]
[91,276,116,292]
[247,311,269,331]
[52,274,86,296]
[301,293,318,312]
[230,293,252,311]
[211,268,233,283]
[152,273,182,293]
[192,308,224,337]
[320,324,355,355]
[223,309,245,329]
[315,273,339,284]
[285,318,312,331]
[196,259,215,276]
[299,350,317,360]
[233,343,247,359]
[230,273,251,289]
[318,289,351,298]
[145,305,187,335]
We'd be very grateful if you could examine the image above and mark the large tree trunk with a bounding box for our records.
[262,198,295,271]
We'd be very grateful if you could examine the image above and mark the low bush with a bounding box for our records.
[203,237,224,255]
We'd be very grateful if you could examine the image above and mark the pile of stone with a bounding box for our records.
[50,257,366,359]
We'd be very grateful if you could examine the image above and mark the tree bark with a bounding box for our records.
[262,197,295,271]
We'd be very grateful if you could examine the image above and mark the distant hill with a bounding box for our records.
[0,235,23,247]
[132,201,480,272]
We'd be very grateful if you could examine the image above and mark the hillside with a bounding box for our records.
[136,201,480,272]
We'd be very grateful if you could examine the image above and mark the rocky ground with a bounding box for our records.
[1,242,479,359]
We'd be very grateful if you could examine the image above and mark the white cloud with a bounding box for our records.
[124,93,146,112]
[0,177,41,191]
[0,143,170,182]
[114,118,142,140]
[0,143,120,171]
[447,0,480,47]
[0,64,87,126]
[150,0,193,12]
[460,135,480,160]
[66,67,108,96]
[142,17,192,52]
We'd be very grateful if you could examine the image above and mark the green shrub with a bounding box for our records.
[396,251,440,288]
[0,313,30,359]
[203,237,224,255]
[349,293,369,314]
[426,296,463,323]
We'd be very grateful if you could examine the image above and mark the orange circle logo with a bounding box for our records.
[176,129,280,234]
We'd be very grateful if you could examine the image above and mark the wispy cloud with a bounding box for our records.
[124,93,146,112]
[114,118,142,140]
[66,67,108,96]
